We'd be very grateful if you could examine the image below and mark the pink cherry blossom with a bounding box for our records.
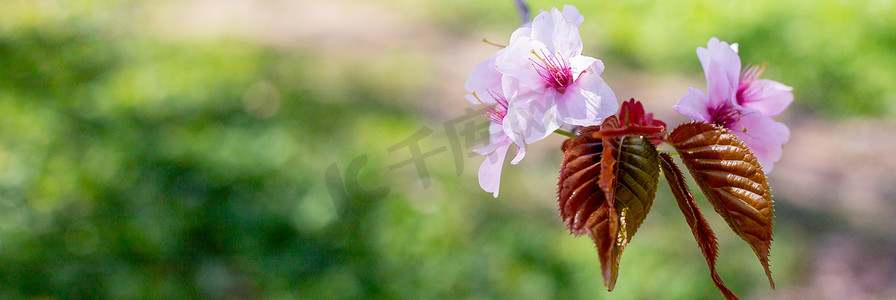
[471,92,524,198]
[495,6,618,144]
[465,52,526,197]
[673,38,793,172]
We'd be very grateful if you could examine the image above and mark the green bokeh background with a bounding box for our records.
[1,0,894,299]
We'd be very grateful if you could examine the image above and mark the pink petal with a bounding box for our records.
[699,38,741,108]
[697,38,741,79]
[464,52,503,105]
[500,107,528,147]
[476,136,513,197]
[530,7,582,58]
[730,110,790,173]
[696,38,715,74]
[500,75,524,101]
[510,143,527,165]
[486,120,527,165]
[495,37,548,92]
[673,87,712,122]
[474,123,509,155]
[705,59,738,108]
[739,79,794,117]
[556,68,618,126]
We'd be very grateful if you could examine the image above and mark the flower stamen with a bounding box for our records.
[481,38,507,49]
[530,49,574,94]
[472,91,508,125]
[709,103,741,129]
[737,62,767,105]
[740,63,767,85]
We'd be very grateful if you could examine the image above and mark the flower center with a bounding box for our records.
[472,91,509,125]
[710,103,740,129]
[530,49,573,94]
[736,63,766,105]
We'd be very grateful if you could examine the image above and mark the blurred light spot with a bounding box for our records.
[243,81,281,119]
[29,156,77,213]
[294,188,336,232]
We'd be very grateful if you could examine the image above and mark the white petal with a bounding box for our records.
[509,26,532,43]
[561,5,584,27]
[558,70,618,126]
[504,96,561,144]
[569,55,599,76]
[496,37,548,92]
[530,7,583,58]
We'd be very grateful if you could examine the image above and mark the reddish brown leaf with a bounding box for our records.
[558,122,661,291]
[558,125,621,289]
[584,203,620,290]
[668,122,776,289]
[660,153,737,300]
[605,133,660,240]
[558,126,606,234]
[602,99,667,144]
[618,98,666,131]
[598,117,621,207]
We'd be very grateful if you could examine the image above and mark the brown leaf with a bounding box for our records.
[660,153,737,300]
[608,136,659,239]
[668,122,775,289]
[558,125,621,289]
[558,122,661,291]
[598,117,621,209]
[558,126,606,234]
[596,118,623,289]
[585,202,620,290]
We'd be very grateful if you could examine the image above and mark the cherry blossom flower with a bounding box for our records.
[496,6,618,144]
[465,52,526,197]
[673,38,793,172]
[464,5,589,197]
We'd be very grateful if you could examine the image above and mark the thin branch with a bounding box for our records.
[513,0,530,25]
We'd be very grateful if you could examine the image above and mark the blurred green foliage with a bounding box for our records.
[0,0,887,299]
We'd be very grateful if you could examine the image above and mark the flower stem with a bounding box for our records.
[553,129,576,138]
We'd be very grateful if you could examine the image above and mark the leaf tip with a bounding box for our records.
[762,255,775,289]
[602,269,617,291]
